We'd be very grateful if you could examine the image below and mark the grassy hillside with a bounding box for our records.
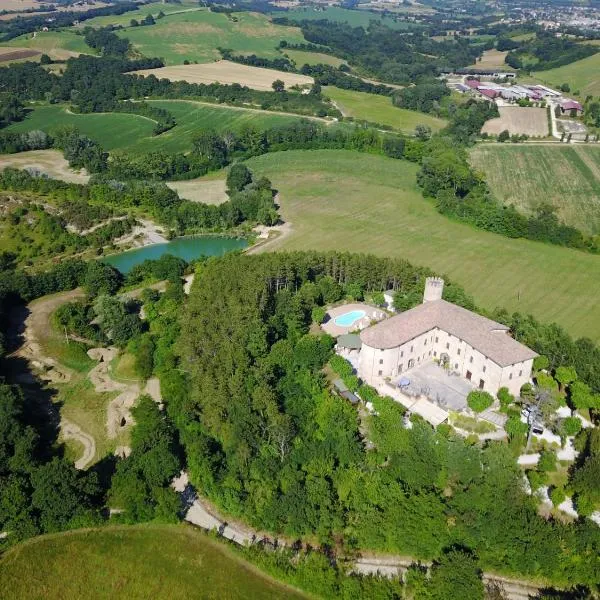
[5,105,156,151]
[0,30,91,60]
[0,525,309,600]
[116,10,305,65]
[533,52,600,96]
[5,102,307,153]
[470,144,600,235]
[273,6,416,29]
[284,49,345,68]
[324,86,446,133]
[244,149,600,341]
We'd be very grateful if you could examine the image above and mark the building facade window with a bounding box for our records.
[379,359,383,365]
[483,366,486,373]
[411,345,414,352]
[469,356,473,363]
[400,351,404,358]
[446,342,450,350]
[519,370,523,377]
[509,373,513,380]
[454,363,458,369]
[457,349,461,355]
[378,370,382,376]
[435,336,439,343]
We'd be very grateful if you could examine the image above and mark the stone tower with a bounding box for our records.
[423,277,444,303]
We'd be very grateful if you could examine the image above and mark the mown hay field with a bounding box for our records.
[116,10,305,65]
[482,106,549,137]
[469,49,508,69]
[133,60,313,91]
[244,149,600,341]
[470,144,600,234]
[0,524,309,600]
[324,86,446,133]
[0,149,89,183]
[5,102,307,154]
[533,52,600,97]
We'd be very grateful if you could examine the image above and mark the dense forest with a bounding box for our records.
[175,251,599,591]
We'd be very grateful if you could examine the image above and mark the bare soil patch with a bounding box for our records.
[132,60,313,91]
[0,149,90,183]
[0,47,40,61]
[482,106,549,137]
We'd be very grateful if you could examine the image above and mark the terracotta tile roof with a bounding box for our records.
[360,300,537,367]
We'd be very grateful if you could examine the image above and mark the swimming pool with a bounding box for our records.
[334,310,366,327]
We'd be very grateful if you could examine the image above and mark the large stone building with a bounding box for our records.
[358,278,536,397]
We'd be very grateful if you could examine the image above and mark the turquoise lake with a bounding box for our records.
[103,236,248,273]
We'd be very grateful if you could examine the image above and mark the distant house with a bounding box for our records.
[560,100,583,115]
[357,278,537,397]
[464,78,481,89]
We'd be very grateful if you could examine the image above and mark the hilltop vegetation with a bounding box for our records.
[533,52,600,97]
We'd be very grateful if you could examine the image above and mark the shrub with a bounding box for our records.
[467,390,494,413]
[498,129,510,143]
[506,415,528,437]
[497,387,514,411]
[538,450,557,473]
[329,355,353,379]
[550,486,566,507]
[561,416,582,437]
[312,306,327,325]
[527,469,547,491]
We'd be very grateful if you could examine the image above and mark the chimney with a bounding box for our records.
[423,277,444,303]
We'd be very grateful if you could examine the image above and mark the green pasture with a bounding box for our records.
[471,144,600,235]
[272,6,418,29]
[116,10,305,65]
[244,149,600,341]
[0,525,309,600]
[324,86,446,133]
[283,48,345,68]
[5,105,156,151]
[5,102,307,153]
[0,30,91,59]
[533,52,600,97]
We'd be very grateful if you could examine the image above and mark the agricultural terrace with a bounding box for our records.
[482,106,549,137]
[0,150,89,184]
[78,0,204,28]
[0,31,91,61]
[533,52,600,97]
[471,144,600,235]
[282,49,345,68]
[469,49,508,70]
[132,60,313,91]
[5,102,308,154]
[0,525,309,600]
[324,86,446,133]
[243,149,600,340]
[115,10,305,65]
[272,6,417,29]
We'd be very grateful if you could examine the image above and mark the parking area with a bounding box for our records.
[394,362,475,411]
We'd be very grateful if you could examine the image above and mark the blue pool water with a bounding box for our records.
[334,310,366,327]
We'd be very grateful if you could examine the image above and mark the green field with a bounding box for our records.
[79,1,204,28]
[6,105,156,151]
[284,48,345,68]
[6,102,307,153]
[0,30,91,60]
[243,149,600,341]
[324,86,446,133]
[471,144,600,235]
[115,10,305,65]
[0,525,309,600]
[533,52,600,97]
[272,6,417,29]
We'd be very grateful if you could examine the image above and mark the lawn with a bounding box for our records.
[5,105,155,151]
[273,6,417,29]
[4,102,306,154]
[470,144,600,234]
[243,149,600,341]
[283,48,345,68]
[116,10,305,65]
[0,30,91,60]
[0,524,309,600]
[324,86,446,133]
[533,52,600,97]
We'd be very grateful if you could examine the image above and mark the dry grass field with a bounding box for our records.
[0,150,89,184]
[471,144,600,234]
[0,0,42,9]
[132,60,313,91]
[166,174,228,204]
[0,46,39,62]
[471,49,508,70]
[482,106,549,137]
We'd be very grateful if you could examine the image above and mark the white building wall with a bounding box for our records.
[358,327,533,397]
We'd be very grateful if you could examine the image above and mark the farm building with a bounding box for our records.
[560,100,583,115]
[357,278,536,397]
[528,84,561,98]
